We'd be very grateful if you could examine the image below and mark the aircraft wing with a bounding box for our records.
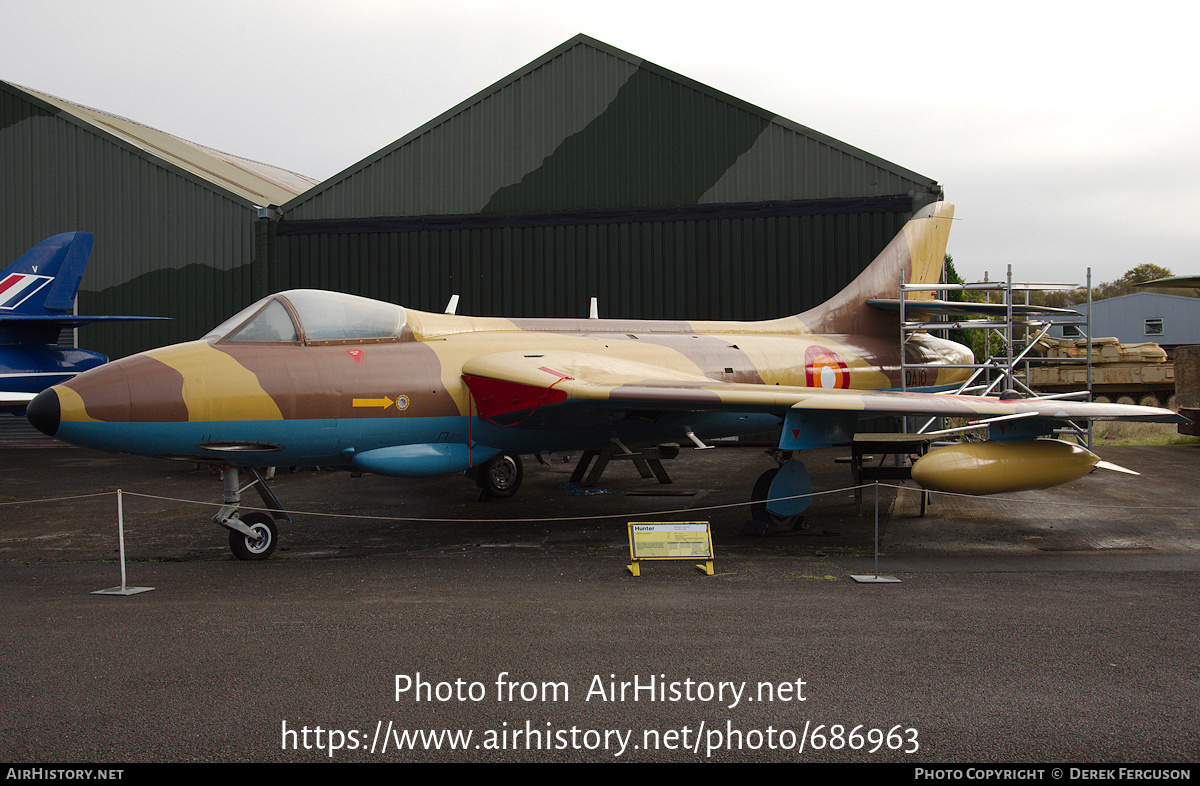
[460,350,1183,423]
[1135,276,1200,288]
[0,392,36,407]
[0,315,170,326]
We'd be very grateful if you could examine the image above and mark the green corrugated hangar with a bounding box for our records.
[2,34,942,359]
[274,35,943,322]
[0,80,317,358]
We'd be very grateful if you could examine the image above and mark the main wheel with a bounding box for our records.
[749,468,805,532]
[228,512,278,561]
[476,453,523,498]
[749,468,778,522]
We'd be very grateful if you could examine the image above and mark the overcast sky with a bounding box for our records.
[4,0,1198,286]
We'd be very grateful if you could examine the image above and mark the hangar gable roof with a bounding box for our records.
[282,34,940,220]
[6,81,317,206]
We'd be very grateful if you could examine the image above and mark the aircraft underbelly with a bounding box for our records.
[53,409,783,476]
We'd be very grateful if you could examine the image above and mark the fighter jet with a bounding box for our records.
[25,203,1181,559]
[1,232,165,412]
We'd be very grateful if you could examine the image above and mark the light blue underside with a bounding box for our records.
[56,410,784,476]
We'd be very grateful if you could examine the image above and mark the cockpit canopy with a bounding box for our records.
[204,290,408,344]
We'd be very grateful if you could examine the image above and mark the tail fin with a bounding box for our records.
[796,201,954,335]
[0,232,94,315]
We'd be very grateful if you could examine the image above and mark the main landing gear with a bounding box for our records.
[477,452,523,498]
[466,452,524,500]
[746,451,812,535]
[213,467,292,560]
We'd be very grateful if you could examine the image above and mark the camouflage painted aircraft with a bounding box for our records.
[25,202,1181,559]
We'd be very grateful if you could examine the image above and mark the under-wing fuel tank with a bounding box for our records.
[910,439,1101,496]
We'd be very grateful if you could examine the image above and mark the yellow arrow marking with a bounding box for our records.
[353,397,395,409]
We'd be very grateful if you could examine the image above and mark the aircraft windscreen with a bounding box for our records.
[224,299,299,343]
[204,296,288,342]
[282,290,407,342]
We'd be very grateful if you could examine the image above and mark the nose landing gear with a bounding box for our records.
[213,467,291,560]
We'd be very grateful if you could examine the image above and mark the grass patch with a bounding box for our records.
[813,546,874,557]
[1091,421,1199,446]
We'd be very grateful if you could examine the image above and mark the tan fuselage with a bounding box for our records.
[51,311,974,428]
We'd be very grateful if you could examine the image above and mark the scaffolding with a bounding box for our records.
[898,265,1095,446]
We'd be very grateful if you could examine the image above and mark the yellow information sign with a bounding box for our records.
[627,522,714,576]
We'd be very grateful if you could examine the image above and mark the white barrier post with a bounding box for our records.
[851,482,900,584]
[92,489,154,596]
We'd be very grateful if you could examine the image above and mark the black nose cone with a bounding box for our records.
[26,388,60,437]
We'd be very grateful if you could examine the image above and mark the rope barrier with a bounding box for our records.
[0,491,116,506]
[3,481,1196,523]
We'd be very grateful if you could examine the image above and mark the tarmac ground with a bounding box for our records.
[1,437,1198,763]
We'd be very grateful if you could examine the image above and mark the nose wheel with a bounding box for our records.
[228,512,278,561]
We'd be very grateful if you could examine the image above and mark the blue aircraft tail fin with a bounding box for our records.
[0,232,95,316]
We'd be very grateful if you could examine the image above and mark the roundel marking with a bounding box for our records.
[804,345,849,389]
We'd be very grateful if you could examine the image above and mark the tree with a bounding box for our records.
[1093,263,1175,301]
[1026,264,1193,306]
[1120,263,1174,287]
[941,254,995,363]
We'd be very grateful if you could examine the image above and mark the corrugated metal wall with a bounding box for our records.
[274,200,908,320]
[1090,293,1200,347]
[0,84,263,358]
[276,35,940,321]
